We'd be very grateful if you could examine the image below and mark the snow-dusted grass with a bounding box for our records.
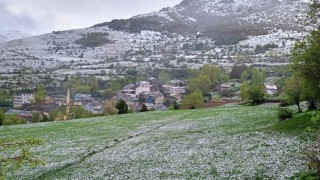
[0,104,314,179]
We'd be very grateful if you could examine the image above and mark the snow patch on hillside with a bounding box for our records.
[239,29,306,53]
[133,11,174,22]
[0,30,31,42]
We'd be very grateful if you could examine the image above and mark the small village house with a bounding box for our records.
[13,93,35,108]
[265,84,278,95]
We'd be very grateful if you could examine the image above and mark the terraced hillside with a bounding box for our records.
[0,104,315,179]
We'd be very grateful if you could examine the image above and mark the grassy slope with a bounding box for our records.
[0,104,316,179]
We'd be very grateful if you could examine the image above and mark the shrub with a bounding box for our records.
[181,90,204,109]
[104,101,118,115]
[297,142,320,179]
[75,33,110,47]
[311,112,320,126]
[173,103,180,110]
[277,107,293,121]
[0,110,4,126]
[220,89,233,97]
[279,100,291,107]
[140,104,148,112]
[115,99,129,114]
[3,115,27,126]
[247,85,266,105]
[32,112,42,123]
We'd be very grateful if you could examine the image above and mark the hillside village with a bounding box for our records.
[0,25,295,122]
[3,67,282,123]
[2,0,320,179]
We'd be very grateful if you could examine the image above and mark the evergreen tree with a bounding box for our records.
[115,99,129,114]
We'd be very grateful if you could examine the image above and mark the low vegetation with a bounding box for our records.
[277,107,293,121]
[0,104,317,179]
[75,33,110,47]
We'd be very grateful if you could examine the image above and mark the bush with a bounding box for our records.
[173,103,180,110]
[220,90,233,97]
[279,100,291,107]
[140,104,148,112]
[247,85,266,105]
[104,101,119,115]
[32,112,42,123]
[3,115,27,126]
[277,107,293,121]
[75,33,110,47]
[0,110,4,126]
[180,90,204,109]
[296,142,320,179]
[115,99,129,114]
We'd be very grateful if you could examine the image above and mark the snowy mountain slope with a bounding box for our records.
[96,0,308,45]
[0,35,5,43]
[0,26,178,60]
[0,0,310,61]
[0,30,31,42]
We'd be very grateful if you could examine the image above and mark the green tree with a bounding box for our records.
[200,64,224,85]
[188,74,211,93]
[70,106,93,119]
[246,85,266,105]
[181,90,204,109]
[90,76,99,95]
[3,115,26,126]
[284,76,304,112]
[0,138,44,179]
[35,85,48,119]
[230,65,247,79]
[115,99,129,114]
[302,78,320,110]
[240,80,248,101]
[31,112,42,123]
[306,0,320,29]
[251,69,266,86]
[105,80,122,98]
[244,69,266,105]
[291,30,320,109]
[0,110,4,126]
[158,70,170,84]
[241,70,249,82]
[104,101,118,115]
[49,109,64,121]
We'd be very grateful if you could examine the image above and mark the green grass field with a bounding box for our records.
[0,104,317,179]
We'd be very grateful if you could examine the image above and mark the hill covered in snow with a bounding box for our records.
[0,0,311,68]
[0,30,31,42]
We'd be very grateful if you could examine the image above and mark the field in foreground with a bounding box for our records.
[0,104,316,179]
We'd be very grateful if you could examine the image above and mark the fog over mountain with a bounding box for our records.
[0,0,182,34]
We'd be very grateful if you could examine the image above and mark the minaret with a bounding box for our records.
[65,88,70,120]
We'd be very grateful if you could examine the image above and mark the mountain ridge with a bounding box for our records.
[0,30,31,43]
[0,0,310,61]
[93,0,307,45]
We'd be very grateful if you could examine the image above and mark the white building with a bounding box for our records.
[135,85,157,96]
[13,93,35,108]
[170,86,186,96]
[162,85,187,96]
[265,84,278,95]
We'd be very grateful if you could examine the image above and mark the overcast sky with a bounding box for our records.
[0,0,182,35]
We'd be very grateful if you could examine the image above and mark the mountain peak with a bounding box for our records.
[0,30,31,42]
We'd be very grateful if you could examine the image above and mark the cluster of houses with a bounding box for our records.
[112,78,187,111]
[6,77,278,122]
[6,77,188,121]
